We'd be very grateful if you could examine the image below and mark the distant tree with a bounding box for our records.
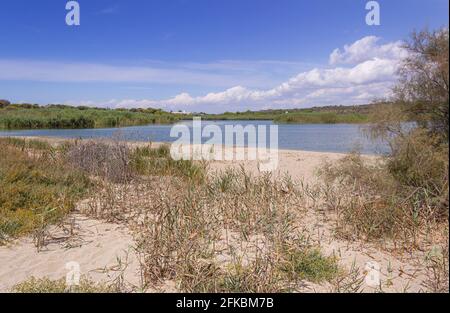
[0,99,11,108]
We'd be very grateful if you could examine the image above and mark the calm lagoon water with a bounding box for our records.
[0,120,389,154]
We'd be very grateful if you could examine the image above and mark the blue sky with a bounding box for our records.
[0,0,448,113]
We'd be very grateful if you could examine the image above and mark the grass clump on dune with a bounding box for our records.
[0,138,90,243]
[318,142,448,243]
[279,247,339,284]
[131,144,206,183]
[13,277,118,293]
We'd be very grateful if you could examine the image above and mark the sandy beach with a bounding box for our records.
[0,137,441,292]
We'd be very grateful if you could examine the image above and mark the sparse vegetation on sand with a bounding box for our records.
[311,28,449,292]
[1,137,347,292]
[0,138,90,243]
[77,158,343,292]
[317,28,449,243]
[13,276,118,293]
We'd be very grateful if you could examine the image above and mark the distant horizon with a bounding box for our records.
[1,100,379,115]
[1,0,448,113]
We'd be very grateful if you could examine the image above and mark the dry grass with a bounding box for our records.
[131,144,206,183]
[64,139,134,183]
[130,171,305,292]
[0,138,90,244]
[6,136,446,293]
[12,276,119,293]
[314,128,449,292]
[317,132,448,246]
[53,139,327,292]
[80,158,342,292]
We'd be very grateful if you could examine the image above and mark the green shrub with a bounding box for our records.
[388,129,449,205]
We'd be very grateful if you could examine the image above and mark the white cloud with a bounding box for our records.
[96,56,400,112]
[329,36,407,65]
[3,36,408,113]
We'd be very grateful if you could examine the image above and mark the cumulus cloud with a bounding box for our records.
[329,36,408,65]
[94,38,405,113]
[2,36,408,113]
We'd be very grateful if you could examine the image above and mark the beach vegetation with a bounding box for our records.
[317,28,449,248]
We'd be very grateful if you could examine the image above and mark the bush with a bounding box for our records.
[388,129,449,204]
[0,99,10,108]
[65,140,133,183]
[322,27,449,244]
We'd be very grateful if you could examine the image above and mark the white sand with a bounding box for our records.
[0,214,141,292]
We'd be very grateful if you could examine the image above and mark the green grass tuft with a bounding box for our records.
[279,247,340,283]
[13,277,118,293]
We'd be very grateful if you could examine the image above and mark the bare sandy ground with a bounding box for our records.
[0,137,441,292]
[0,214,141,292]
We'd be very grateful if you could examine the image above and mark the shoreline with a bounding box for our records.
[0,135,381,156]
[1,135,378,182]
